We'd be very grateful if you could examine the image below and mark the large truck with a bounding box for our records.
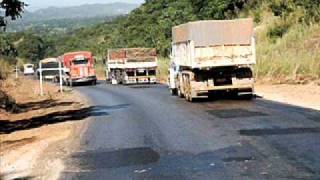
[106,48,157,84]
[60,51,97,85]
[37,58,60,81]
[169,18,256,101]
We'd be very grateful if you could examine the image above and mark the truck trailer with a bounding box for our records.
[169,18,256,101]
[60,51,97,85]
[106,48,157,84]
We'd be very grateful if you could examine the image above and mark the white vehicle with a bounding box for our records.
[37,58,66,82]
[169,18,256,101]
[23,64,35,75]
[106,48,158,85]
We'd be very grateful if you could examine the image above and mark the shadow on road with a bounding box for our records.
[0,104,130,134]
[18,99,78,112]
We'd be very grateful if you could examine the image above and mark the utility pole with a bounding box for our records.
[15,65,18,79]
[39,62,44,96]
[59,60,63,93]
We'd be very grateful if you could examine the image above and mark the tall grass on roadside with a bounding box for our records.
[255,23,320,82]
[157,57,170,83]
[0,59,12,80]
[94,62,106,80]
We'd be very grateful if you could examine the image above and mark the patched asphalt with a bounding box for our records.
[61,83,320,180]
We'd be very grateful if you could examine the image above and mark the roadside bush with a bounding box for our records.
[267,22,290,42]
[0,58,13,80]
[157,57,170,83]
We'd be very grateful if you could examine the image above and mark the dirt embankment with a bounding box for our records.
[255,83,320,111]
[0,77,89,180]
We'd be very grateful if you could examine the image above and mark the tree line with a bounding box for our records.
[1,0,320,64]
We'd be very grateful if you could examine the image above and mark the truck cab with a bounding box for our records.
[62,51,97,85]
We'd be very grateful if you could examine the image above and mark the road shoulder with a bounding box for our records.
[255,83,320,110]
[0,77,90,180]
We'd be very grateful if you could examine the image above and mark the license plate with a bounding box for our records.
[215,78,226,83]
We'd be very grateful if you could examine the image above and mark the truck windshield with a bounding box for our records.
[137,70,146,76]
[27,65,33,68]
[148,69,156,76]
[126,71,135,77]
[72,59,88,65]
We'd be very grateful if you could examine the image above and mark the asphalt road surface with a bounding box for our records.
[61,83,320,180]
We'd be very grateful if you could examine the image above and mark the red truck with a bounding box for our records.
[60,51,97,85]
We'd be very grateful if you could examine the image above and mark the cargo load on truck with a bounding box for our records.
[60,51,97,86]
[169,18,256,101]
[106,48,157,84]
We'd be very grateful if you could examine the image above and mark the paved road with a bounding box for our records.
[61,83,320,180]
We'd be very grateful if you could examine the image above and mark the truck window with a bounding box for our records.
[137,69,146,76]
[72,59,88,65]
[148,69,156,76]
[27,65,33,68]
[126,71,135,77]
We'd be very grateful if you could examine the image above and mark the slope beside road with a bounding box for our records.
[255,83,320,111]
[0,77,89,180]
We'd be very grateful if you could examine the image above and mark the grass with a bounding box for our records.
[94,62,106,80]
[157,57,170,83]
[255,22,320,83]
[0,59,12,80]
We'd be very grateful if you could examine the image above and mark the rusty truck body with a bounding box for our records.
[60,51,97,85]
[168,18,256,101]
[106,48,157,84]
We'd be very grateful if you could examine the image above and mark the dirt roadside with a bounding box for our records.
[0,77,89,180]
[255,83,320,111]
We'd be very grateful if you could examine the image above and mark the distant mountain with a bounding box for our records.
[7,3,139,32]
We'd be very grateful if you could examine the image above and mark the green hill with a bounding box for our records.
[6,3,139,32]
[2,0,320,82]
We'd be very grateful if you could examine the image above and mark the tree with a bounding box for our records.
[0,34,17,57]
[0,0,26,30]
[16,34,47,62]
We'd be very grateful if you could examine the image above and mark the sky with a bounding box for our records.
[24,0,144,11]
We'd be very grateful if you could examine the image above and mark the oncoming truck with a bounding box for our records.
[169,18,256,101]
[60,51,97,85]
[37,58,60,81]
[106,48,157,84]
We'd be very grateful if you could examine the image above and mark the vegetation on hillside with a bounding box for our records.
[1,0,320,82]
[6,3,138,32]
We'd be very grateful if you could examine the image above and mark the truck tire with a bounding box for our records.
[185,76,193,102]
[239,89,254,100]
[177,87,184,98]
[170,89,177,96]
[242,93,253,100]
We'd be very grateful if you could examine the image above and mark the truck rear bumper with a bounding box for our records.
[191,79,254,97]
[124,76,157,84]
[72,76,97,83]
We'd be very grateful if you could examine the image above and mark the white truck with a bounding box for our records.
[106,48,157,85]
[169,18,256,101]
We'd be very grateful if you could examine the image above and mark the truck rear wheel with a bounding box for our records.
[170,89,177,96]
[238,89,254,100]
[184,77,193,102]
[177,87,184,98]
